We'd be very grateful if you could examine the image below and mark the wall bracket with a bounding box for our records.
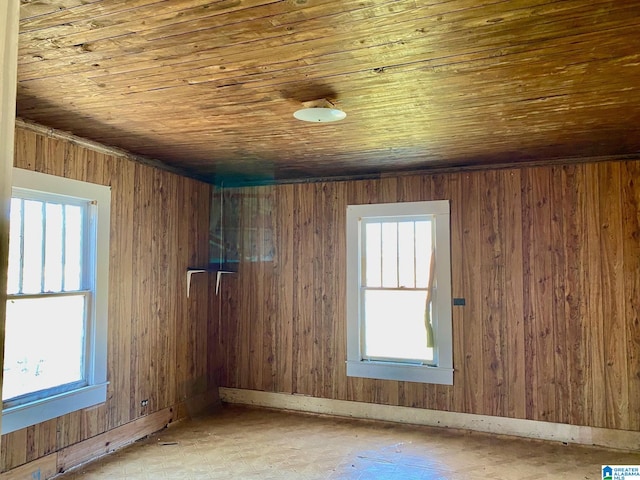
[186,269,207,298]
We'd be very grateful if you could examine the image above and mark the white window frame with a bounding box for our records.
[2,168,110,434]
[346,200,453,385]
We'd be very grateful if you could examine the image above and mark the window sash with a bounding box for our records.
[359,214,437,365]
[361,216,433,290]
[6,188,92,405]
[359,286,436,365]
[8,191,89,296]
[3,290,92,407]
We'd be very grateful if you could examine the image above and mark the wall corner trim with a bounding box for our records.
[219,388,640,452]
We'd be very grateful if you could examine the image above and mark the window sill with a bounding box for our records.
[2,382,108,434]
[346,360,453,385]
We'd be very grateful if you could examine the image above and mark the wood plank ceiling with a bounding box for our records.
[16,0,640,184]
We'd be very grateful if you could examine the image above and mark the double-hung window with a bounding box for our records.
[2,168,110,434]
[346,200,453,385]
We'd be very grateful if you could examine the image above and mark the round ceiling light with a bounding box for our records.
[294,107,346,122]
[293,99,346,123]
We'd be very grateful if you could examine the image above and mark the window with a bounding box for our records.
[2,168,110,434]
[346,200,453,385]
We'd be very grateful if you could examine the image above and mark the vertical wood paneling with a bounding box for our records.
[292,184,315,395]
[621,161,640,431]
[248,189,264,392]
[106,156,134,430]
[24,428,37,464]
[550,166,569,425]
[44,137,66,178]
[175,176,191,397]
[163,171,178,409]
[217,158,640,432]
[261,186,277,394]
[56,411,82,449]
[564,164,593,427]
[480,170,506,417]
[584,162,606,428]
[312,183,324,398]
[319,183,336,399]
[2,126,214,472]
[1,430,25,471]
[460,173,483,415]
[81,405,106,440]
[221,272,239,389]
[275,185,294,394]
[34,420,56,459]
[449,173,466,414]
[526,167,556,422]
[131,162,152,419]
[194,177,211,398]
[556,164,591,426]
[503,170,526,419]
[598,162,629,430]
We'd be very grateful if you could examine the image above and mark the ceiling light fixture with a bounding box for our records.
[294,99,346,123]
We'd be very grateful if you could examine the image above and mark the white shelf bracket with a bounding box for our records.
[186,269,207,298]
[216,270,234,295]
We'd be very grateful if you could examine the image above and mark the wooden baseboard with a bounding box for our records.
[0,389,219,479]
[219,388,640,452]
[56,407,174,473]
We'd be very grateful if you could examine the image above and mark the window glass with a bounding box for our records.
[22,199,43,294]
[64,204,83,291]
[44,202,64,292]
[3,295,85,401]
[363,289,433,362]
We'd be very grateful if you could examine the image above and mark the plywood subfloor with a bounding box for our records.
[58,405,639,480]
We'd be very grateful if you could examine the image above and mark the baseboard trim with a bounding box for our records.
[0,389,220,479]
[219,388,640,452]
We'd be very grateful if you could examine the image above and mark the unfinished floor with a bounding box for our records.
[58,405,639,480]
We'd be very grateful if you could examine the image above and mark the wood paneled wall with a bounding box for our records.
[1,126,214,472]
[211,160,640,432]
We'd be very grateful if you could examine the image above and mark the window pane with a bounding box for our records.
[364,222,381,287]
[22,200,44,294]
[44,203,64,292]
[7,198,22,294]
[415,220,432,288]
[64,205,83,291]
[363,289,433,362]
[3,295,86,401]
[397,221,415,288]
[381,222,398,288]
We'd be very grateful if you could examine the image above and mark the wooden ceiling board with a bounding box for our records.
[16,0,640,183]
